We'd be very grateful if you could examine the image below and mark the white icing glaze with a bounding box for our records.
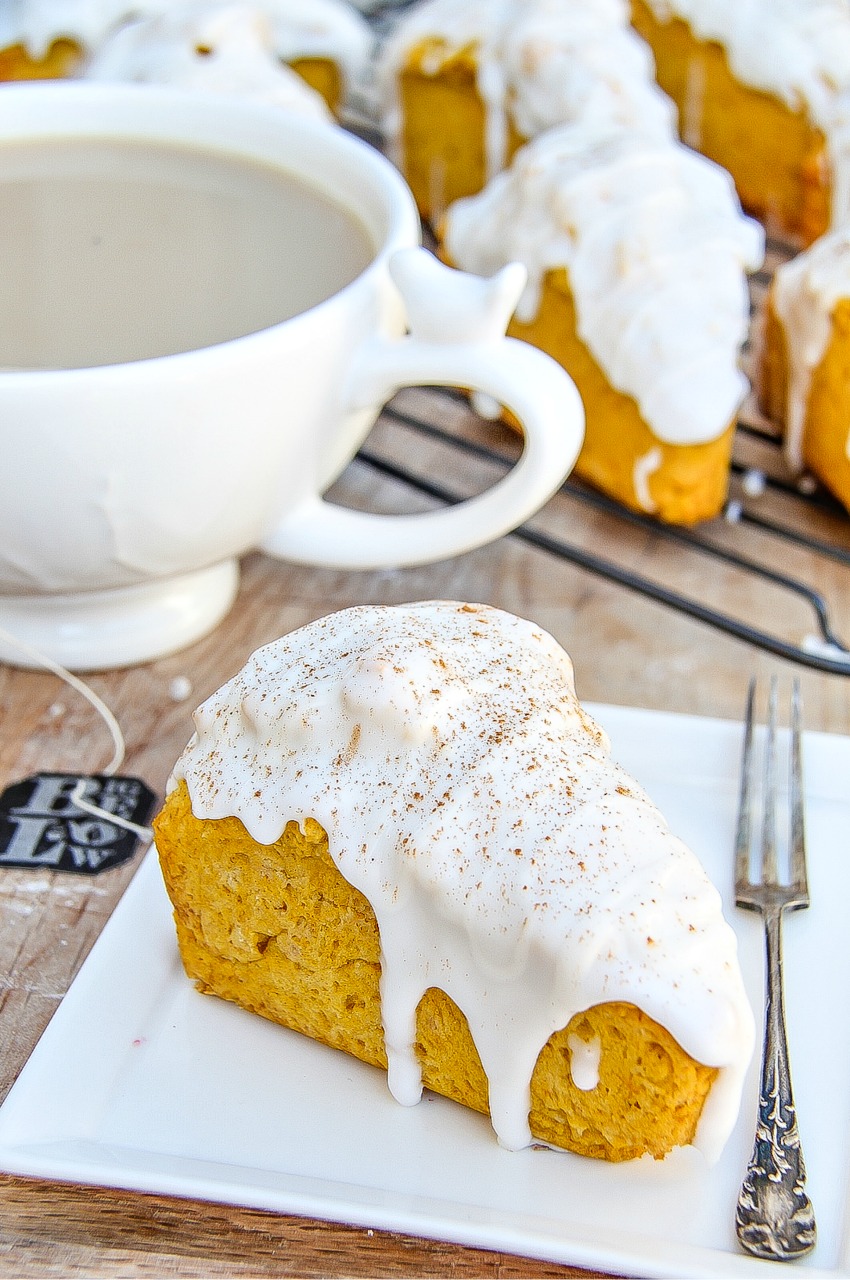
[379,0,676,182]
[567,1031,602,1092]
[769,225,850,473]
[2,0,373,94]
[0,0,172,58]
[245,0,372,74]
[170,600,754,1162]
[443,122,764,448]
[84,2,334,118]
[638,0,850,227]
[633,446,663,513]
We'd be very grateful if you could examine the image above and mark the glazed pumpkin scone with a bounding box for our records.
[441,122,764,524]
[86,0,373,117]
[0,0,171,80]
[83,2,336,120]
[154,601,754,1163]
[759,226,850,515]
[378,0,676,222]
[629,0,850,245]
[1,0,373,118]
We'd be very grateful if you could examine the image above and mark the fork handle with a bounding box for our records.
[736,906,816,1260]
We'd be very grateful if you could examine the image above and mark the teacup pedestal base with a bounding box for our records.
[0,560,239,672]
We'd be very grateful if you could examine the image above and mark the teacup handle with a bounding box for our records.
[261,247,584,569]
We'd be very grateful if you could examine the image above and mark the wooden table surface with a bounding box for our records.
[2,353,850,1278]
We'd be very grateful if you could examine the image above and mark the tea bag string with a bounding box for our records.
[0,622,154,843]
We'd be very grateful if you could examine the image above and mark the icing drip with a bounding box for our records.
[171,601,754,1162]
[567,1032,602,1091]
[770,226,850,473]
[634,446,663,512]
[443,122,764,446]
[379,0,677,181]
[84,2,335,117]
[681,53,706,149]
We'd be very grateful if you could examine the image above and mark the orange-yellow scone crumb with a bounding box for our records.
[155,780,717,1162]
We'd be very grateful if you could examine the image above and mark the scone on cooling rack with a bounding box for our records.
[0,0,170,80]
[82,3,336,120]
[440,121,764,525]
[1,0,374,120]
[629,0,850,246]
[759,226,850,516]
[377,0,676,222]
[154,601,754,1164]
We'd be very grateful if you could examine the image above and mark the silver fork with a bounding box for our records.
[734,675,816,1261]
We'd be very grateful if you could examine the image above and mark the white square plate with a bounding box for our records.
[0,704,848,1278]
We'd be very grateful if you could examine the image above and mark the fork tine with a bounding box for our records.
[789,677,809,901]
[760,676,779,886]
[734,675,756,895]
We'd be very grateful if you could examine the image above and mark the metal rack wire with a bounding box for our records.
[342,72,850,675]
[356,235,850,677]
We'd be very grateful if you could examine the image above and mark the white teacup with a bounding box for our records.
[0,83,584,670]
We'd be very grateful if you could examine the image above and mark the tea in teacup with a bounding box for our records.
[0,136,375,369]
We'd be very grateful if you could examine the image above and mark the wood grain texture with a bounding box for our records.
[0,1176,616,1278]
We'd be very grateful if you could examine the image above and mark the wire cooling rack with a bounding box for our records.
[355,231,850,676]
[343,81,850,675]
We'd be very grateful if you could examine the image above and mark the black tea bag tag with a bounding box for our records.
[0,773,157,873]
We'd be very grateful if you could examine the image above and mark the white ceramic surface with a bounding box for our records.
[0,703,845,1279]
[0,83,584,671]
